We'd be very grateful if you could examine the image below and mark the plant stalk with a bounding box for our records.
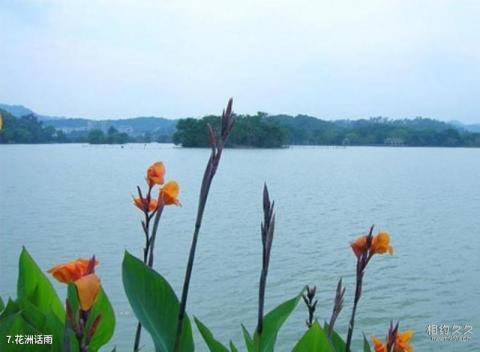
[174,98,233,351]
[133,187,164,352]
[345,226,374,352]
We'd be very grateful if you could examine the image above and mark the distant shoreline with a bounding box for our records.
[3,107,480,148]
[1,142,480,149]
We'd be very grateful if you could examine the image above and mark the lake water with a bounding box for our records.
[1,144,479,351]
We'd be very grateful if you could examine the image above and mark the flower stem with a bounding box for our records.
[257,184,275,334]
[174,98,233,351]
[133,187,164,352]
[174,170,213,351]
[345,271,363,351]
[147,203,165,267]
[345,225,374,352]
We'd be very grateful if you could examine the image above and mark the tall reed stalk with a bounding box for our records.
[174,98,234,351]
[327,278,346,337]
[257,184,275,334]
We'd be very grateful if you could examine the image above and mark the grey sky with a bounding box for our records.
[1,0,479,122]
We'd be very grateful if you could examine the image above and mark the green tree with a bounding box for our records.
[88,129,106,144]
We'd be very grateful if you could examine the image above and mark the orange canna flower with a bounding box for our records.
[372,336,387,352]
[351,231,394,259]
[133,197,158,212]
[160,180,181,206]
[351,235,368,258]
[74,273,101,311]
[372,330,414,352]
[146,162,165,186]
[394,330,414,352]
[48,258,98,283]
[48,257,100,311]
[371,231,394,256]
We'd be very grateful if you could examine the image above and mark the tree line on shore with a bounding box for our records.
[2,108,480,147]
[173,113,480,148]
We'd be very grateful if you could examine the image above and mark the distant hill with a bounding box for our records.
[449,120,480,133]
[0,103,176,140]
[0,104,33,117]
[0,104,61,121]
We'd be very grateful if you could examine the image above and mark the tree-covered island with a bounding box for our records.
[173,112,480,148]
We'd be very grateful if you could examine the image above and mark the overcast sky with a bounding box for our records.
[1,0,479,122]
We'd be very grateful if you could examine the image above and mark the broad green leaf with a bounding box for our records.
[0,312,45,352]
[26,301,64,352]
[122,251,194,352]
[229,340,239,352]
[292,322,334,352]
[19,295,47,328]
[241,324,253,352]
[17,247,64,321]
[252,293,301,352]
[63,284,83,351]
[363,334,372,352]
[324,322,346,352]
[194,317,229,352]
[21,298,64,351]
[66,283,116,352]
[0,299,20,319]
[0,296,4,312]
[86,288,115,352]
[67,283,80,321]
[0,300,63,352]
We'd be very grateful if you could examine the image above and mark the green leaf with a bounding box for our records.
[363,334,372,352]
[229,340,239,352]
[241,324,253,352]
[0,312,45,352]
[86,288,115,352]
[0,299,64,352]
[324,322,346,352]
[63,284,82,351]
[194,317,229,352]
[252,293,302,352]
[0,299,20,319]
[17,247,64,321]
[292,322,334,352]
[0,296,4,313]
[18,298,48,331]
[67,283,80,320]
[66,283,115,352]
[122,251,194,352]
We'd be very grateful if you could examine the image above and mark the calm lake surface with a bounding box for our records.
[1,144,479,351]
